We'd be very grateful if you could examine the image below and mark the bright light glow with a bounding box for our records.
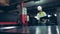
[0,26,16,29]
[36,26,41,34]
[35,0,44,3]
[35,1,40,3]
[48,26,51,34]
[37,6,42,10]
[54,14,57,16]
[48,15,51,17]
[56,26,59,34]
[27,15,29,21]
[35,0,46,4]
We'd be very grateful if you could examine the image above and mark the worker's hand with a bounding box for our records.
[35,16,39,20]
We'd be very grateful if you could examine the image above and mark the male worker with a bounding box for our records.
[35,6,47,34]
[35,6,47,25]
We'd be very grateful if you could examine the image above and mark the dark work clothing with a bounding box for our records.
[29,17,38,26]
[51,26,57,34]
[38,16,48,26]
[49,16,57,25]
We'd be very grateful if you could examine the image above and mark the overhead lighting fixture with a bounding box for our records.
[35,1,40,3]
[35,0,46,4]
[35,0,42,3]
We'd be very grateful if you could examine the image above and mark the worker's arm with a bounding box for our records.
[43,12,47,16]
[35,13,40,20]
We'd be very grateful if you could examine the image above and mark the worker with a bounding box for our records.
[35,6,47,25]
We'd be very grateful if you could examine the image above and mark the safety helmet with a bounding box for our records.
[37,6,42,11]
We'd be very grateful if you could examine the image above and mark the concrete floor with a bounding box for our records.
[0,26,59,34]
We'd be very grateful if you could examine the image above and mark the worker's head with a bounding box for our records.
[37,6,42,11]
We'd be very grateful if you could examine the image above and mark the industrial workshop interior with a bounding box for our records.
[0,0,60,34]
